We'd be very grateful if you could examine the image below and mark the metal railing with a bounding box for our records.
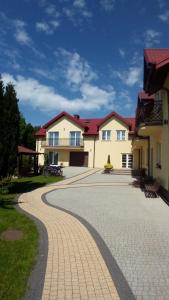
[136,100,163,127]
[41,138,84,147]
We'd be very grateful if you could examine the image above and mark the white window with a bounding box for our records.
[156,143,161,165]
[70,131,81,146]
[48,152,58,164]
[117,130,126,141]
[49,132,59,146]
[102,130,111,140]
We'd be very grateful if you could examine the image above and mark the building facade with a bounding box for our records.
[132,49,169,195]
[36,111,135,169]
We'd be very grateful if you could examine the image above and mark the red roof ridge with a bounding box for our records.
[99,111,132,127]
[35,111,136,136]
[43,111,85,129]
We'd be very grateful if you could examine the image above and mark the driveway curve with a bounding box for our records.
[19,169,120,300]
[46,174,169,299]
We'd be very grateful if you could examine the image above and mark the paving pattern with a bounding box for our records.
[19,169,120,300]
[46,173,169,300]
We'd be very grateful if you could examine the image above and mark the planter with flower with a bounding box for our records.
[104,155,113,173]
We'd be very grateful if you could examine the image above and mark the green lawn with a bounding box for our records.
[0,175,63,300]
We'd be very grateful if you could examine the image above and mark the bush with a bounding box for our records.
[0,177,11,195]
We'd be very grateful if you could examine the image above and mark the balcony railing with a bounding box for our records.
[137,100,163,127]
[41,138,84,148]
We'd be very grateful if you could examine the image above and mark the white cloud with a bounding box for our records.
[2,73,116,113]
[65,52,97,87]
[73,0,86,9]
[36,20,60,34]
[36,22,51,33]
[119,91,132,109]
[100,0,116,11]
[63,0,92,24]
[55,49,97,88]
[119,48,125,58]
[144,29,161,47]
[114,67,142,87]
[50,20,60,28]
[159,10,169,22]
[14,20,32,45]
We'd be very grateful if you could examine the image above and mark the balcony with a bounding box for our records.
[137,100,163,127]
[137,100,163,136]
[41,138,84,148]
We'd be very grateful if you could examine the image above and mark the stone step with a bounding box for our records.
[112,169,132,175]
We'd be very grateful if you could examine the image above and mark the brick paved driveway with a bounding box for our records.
[46,173,169,299]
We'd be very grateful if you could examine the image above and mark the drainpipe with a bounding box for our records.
[93,136,96,168]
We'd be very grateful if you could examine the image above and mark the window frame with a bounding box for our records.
[102,130,111,141]
[116,130,126,141]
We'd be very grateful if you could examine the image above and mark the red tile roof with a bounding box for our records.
[43,111,84,129]
[99,111,132,128]
[35,112,135,137]
[144,49,169,69]
[138,91,154,101]
[18,146,37,154]
[81,118,102,135]
[35,127,46,136]
[125,118,135,131]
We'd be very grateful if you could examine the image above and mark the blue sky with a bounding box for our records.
[0,0,169,125]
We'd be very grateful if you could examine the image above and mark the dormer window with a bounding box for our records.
[117,130,126,141]
[102,130,111,140]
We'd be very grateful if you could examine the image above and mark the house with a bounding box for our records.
[132,49,169,197]
[35,111,135,169]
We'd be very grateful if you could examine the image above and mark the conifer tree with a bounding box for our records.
[0,82,20,178]
[0,78,5,177]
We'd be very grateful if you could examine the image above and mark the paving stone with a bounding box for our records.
[19,168,119,300]
[46,172,169,299]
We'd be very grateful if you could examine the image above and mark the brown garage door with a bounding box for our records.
[69,152,88,167]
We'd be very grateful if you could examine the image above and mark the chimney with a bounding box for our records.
[74,114,80,119]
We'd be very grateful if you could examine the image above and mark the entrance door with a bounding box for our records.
[122,154,133,168]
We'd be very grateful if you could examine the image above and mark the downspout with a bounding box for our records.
[93,136,96,168]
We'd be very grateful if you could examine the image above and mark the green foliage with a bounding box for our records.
[0,78,20,179]
[44,153,49,166]
[0,204,38,300]
[19,114,40,150]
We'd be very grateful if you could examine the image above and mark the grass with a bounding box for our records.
[0,174,63,300]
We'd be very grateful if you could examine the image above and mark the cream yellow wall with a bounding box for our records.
[94,117,132,168]
[36,115,133,169]
[46,117,83,138]
[84,137,95,168]
[40,117,84,166]
[132,139,148,171]
[149,89,169,190]
[36,138,45,165]
[136,88,169,190]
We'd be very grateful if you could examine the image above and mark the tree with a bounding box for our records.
[0,78,5,177]
[0,81,20,179]
[19,113,40,150]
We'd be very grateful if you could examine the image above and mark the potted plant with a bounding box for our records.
[104,155,113,173]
